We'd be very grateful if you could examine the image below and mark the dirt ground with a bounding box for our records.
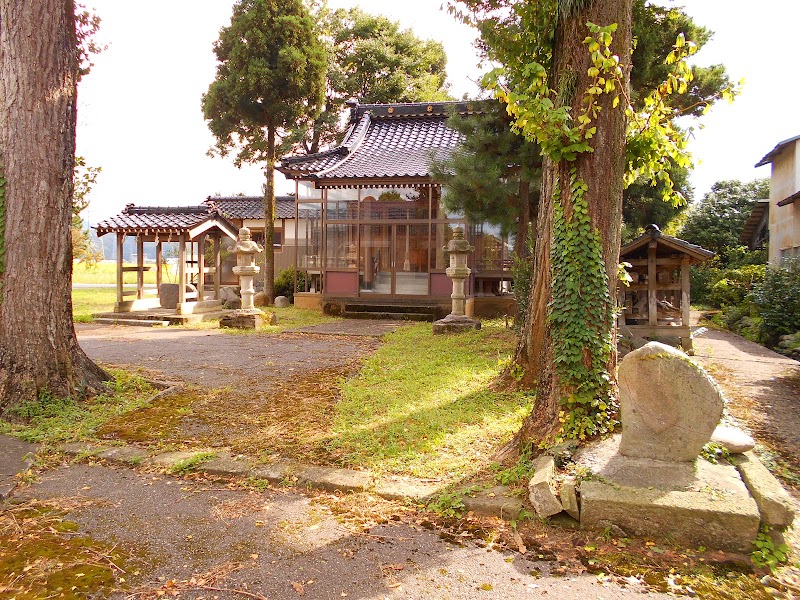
[691,320,800,490]
[2,320,796,598]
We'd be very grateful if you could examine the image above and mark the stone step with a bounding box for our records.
[94,317,170,327]
[343,303,438,315]
[183,299,225,314]
[342,310,434,322]
[166,310,229,325]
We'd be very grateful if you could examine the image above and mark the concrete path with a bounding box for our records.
[0,434,36,499]
[14,462,672,600]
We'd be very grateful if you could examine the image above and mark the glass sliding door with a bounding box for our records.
[359,224,392,294]
[394,224,429,295]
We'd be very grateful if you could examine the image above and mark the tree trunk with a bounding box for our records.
[262,124,276,304]
[0,0,108,415]
[506,0,631,454]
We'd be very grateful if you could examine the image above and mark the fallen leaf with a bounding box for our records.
[291,581,305,596]
[512,531,527,554]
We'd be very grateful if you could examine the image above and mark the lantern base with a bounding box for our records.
[432,314,481,335]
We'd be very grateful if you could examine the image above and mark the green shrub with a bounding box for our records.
[274,267,307,302]
[750,259,800,343]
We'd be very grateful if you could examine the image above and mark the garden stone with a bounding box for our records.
[219,286,240,304]
[559,478,580,520]
[732,451,796,528]
[159,283,197,309]
[711,425,756,454]
[226,297,242,310]
[253,292,267,307]
[528,456,563,518]
[618,342,723,462]
[274,295,290,308]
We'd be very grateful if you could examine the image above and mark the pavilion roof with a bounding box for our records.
[621,224,715,264]
[95,204,238,240]
[204,196,296,220]
[277,101,484,187]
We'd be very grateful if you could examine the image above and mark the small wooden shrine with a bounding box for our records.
[618,225,714,351]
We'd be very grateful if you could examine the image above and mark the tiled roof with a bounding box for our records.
[621,224,715,264]
[278,101,484,185]
[206,196,296,220]
[95,205,231,236]
[755,134,800,167]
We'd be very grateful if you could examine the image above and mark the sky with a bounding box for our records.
[76,0,800,223]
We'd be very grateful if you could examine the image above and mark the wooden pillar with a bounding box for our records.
[156,240,163,294]
[116,231,124,307]
[197,234,206,301]
[214,235,221,300]
[648,241,657,326]
[178,233,187,308]
[681,256,691,327]
[136,235,144,300]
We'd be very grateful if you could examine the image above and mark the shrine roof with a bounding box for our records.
[278,101,485,186]
[95,204,238,240]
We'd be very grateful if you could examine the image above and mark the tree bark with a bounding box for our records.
[262,124,276,304]
[0,0,108,415]
[506,0,631,454]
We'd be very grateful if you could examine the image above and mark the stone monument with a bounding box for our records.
[220,227,267,329]
[433,227,481,334]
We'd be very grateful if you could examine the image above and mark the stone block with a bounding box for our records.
[618,342,723,462]
[732,451,796,528]
[274,295,290,308]
[296,465,371,493]
[580,480,760,553]
[151,451,199,469]
[253,292,267,308]
[97,446,149,465]
[432,314,481,335]
[559,478,580,520]
[201,453,252,477]
[159,283,197,310]
[461,486,527,521]
[225,297,242,310]
[711,425,755,454]
[374,477,443,502]
[528,456,564,518]
[250,460,295,484]
[220,310,264,329]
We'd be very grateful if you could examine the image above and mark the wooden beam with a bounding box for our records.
[214,236,221,300]
[156,241,163,293]
[178,233,187,306]
[197,234,206,301]
[116,232,124,304]
[681,256,691,327]
[136,235,144,300]
[648,241,657,326]
[626,258,683,267]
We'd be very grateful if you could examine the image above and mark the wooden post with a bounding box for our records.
[136,235,144,300]
[178,233,187,308]
[214,235,221,300]
[197,234,206,301]
[681,256,691,327]
[156,240,163,295]
[116,232,124,307]
[648,241,657,326]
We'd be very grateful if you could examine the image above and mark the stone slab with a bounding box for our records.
[250,460,296,484]
[559,478,580,521]
[150,451,202,469]
[461,486,527,521]
[97,446,150,465]
[0,435,37,500]
[59,441,104,457]
[296,465,372,493]
[528,456,564,518]
[732,451,796,528]
[432,315,481,335]
[201,453,252,477]
[580,480,760,553]
[220,311,265,329]
[711,425,756,454]
[374,477,443,502]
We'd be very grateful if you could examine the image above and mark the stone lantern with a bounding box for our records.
[220,227,266,328]
[433,226,481,334]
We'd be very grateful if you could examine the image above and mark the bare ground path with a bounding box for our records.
[691,316,800,484]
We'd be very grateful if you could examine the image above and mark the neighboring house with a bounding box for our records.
[276,100,515,317]
[739,198,770,251]
[755,135,800,264]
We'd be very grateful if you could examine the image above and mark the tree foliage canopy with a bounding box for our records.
[202,0,327,165]
[679,178,769,255]
[291,6,452,154]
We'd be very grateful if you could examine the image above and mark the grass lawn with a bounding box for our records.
[72,287,117,322]
[73,261,167,285]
